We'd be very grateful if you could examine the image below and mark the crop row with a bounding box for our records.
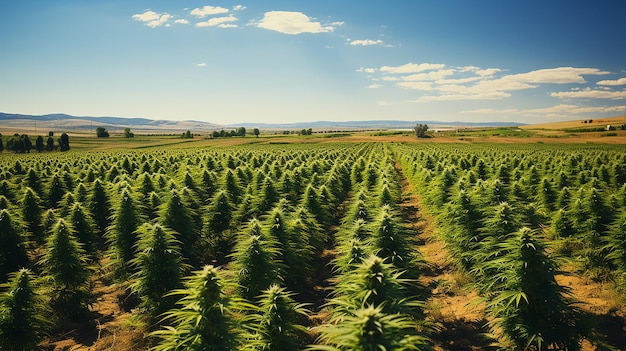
[1,142,625,350]
[394,142,626,349]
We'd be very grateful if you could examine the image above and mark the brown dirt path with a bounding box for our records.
[394,160,495,351]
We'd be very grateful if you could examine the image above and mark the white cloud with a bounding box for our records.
[190,6,229,18]
[504,67,609,84]
[435,76,483,85]
[256,11,336,35]
[382,76,400,81]
[550,87,626,100]
[356,67,376,73]
[196,15,238,28]
[367,84,383,89]
[397,82,433,90]
[380,63,445,74]
[414,91,511,102]
[196,63,207,67]
[175,19,189,25]
[402,69,455,81]
[132,10,172,28]
[233,5,246,11]
[366,63,616,102]
[597,77,626,86]
[330,21,345,26]
[349,39,384,46]
[218,24,238,29]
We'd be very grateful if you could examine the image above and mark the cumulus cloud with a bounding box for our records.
[190,5,229,17]
[256,11,336,35]
[175,19,189,25]
[233,5,246,11]
[380,63,446,74]
[397,82,433,90]
[132,10,172,27]
[550,87,626,100]
[367,84,383,89]
[349,39,385,46]
[597,77,626,86]
[504,67,609,84]
[196,15,238,27]
[402,69,455,81]
[356,67,376,73]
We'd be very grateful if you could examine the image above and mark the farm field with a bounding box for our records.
[1,133,626,350]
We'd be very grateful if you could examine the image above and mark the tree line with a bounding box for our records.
[0,132,70,153]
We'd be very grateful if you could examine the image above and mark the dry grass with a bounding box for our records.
[520,116,625,130]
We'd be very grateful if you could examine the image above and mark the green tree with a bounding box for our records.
[59,133,70,151]
[253,128,260,137]
[96,127,109,137]
[0,269,47,351]
[414,123,429,138]
[237,127,246,137]
[124,127,134,138]
[35,136,44,152]
[46,136,54,151]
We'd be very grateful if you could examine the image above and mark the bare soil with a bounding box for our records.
[394,161,495,350]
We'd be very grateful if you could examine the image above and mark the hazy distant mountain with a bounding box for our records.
[0,112,522,133]
[0,113,223,133]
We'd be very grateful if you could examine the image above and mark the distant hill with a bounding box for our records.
[0,112,523,134]
[0,113,223,133]
[235,119,523,130]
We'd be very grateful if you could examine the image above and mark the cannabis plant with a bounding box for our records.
[311,305,431,351]
[230,219,280,301]
[481,227,585,350]
[0,209,29,281]
[243,284,310,351]
[130,223,184,327]
[0,269,48,350]
[40,219,92,320]
[152,265,242,351]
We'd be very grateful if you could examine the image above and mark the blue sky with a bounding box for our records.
[1,0,625,125]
